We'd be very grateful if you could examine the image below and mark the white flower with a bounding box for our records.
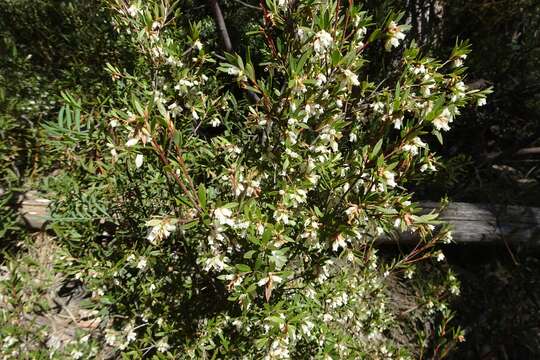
[420,162,437,172]
[257,273,282,287]
[405,268,414,279]
[332,233,348,251]
[413,137,427,148]
[371,101,385,113]
[296,27,306,41]
[3,336,17,348]
[135,154,144,168]
[435,251,445,262]
[193,40,203,50]
[313,30,333,54]
[385,21,406,51]
[273,209,290,224]
[210,117,221,127]
[349,132,357,142]
[301,320,315,336]
[136,257,147,270]
[477,97,487,107]
[412,64,426,75]
[433,108,453,131]
[227,67,240,76]
[191,108,199,120]
[453,54,467,67]
[443,231,453,244]
[71,350,84,359]
[277,0,290,7]
[455,81,467,93]
[343,69,360,86]
[178,79,194,87]
[156,338,170,353]
[214,207,234,226]
[127,4,140,17]
[204,255,230,272]
[403,137,426,156]
[126,328,137,343]
[384,170,397,188]
[315,73,327,86]
[105,330,117,346]
[336,98,343,108]
[146,218,176,245]
[125,137,139,147]
[393,116,403,129]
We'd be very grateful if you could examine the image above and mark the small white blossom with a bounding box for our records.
[332,233,348,251]
[435,251,445,262]
[453,54,467,67]
[315,73,327,86]
[443,231,453,244]
[71,350,84,359]
[204,255,230,272]
[126,326,137,343]
[136,257,147,270]
[105,330,117,346]
[393,116,403,130]
[214,207,234,226]
[156,338,170,353]
[125,137,139,147]
[146,218,176,245]
[210,117,221,127]
[193,40,203,50]
[371,101,385,113]
[296,27,306,41]
[277,0,290,8]
[343,69,360,86]
[433,108,453,131]
[127,4,140,17]
[385,21,406,51]
[384,170,397,188]
[135,154,144,168]
[257,273,282,286]
[313,30,333,54]
[477,97,487,107]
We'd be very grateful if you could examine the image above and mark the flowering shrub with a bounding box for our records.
[38,0,491,358]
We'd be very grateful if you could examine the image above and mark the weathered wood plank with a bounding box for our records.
[6,188,540,245]
[379,202,540,246]
[19,191,51,230]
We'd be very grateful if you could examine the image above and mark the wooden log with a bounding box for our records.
[6,187,540,246]
[379,202,540,246]
[19,191,51,230]
[0,189,51,230]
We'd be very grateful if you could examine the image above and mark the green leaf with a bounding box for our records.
[370,139,383,160]
[262,227,272,245]
[198,184,207,210]
[235,264,251,273]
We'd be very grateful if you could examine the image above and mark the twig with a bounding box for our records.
[230,0,261,10]
[207,0,233,53]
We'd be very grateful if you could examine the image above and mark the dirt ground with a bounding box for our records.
[446,245,540,359]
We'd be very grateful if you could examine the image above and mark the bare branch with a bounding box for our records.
[207,0,233,53]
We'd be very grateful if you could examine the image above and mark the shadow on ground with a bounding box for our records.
[447,245,540,359]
